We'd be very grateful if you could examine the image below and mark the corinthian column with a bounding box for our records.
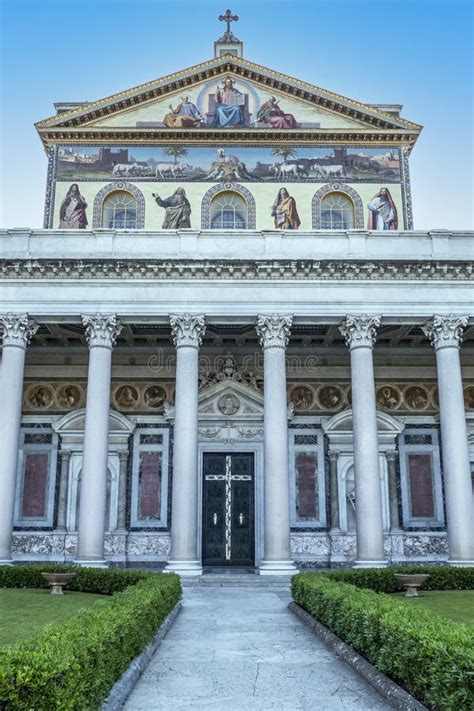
[340,315,386,568]
[75,314,122,567]
[0,314,38,564]
[256,314,297,575]
[423,315,474,566]
[165,314,206,576]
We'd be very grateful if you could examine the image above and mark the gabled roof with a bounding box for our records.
[36,54,422,148]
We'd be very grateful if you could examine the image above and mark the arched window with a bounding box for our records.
[320,192,355,229]
[209,191,248,229]
[101,191,137,229]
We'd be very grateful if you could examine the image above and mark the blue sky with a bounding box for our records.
[1,0,473,229]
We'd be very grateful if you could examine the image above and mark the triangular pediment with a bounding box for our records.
[164,378,264,422]
[36,55,421,137]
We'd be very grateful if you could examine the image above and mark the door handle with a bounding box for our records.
[239,513,244,525]
[212,512,218,526]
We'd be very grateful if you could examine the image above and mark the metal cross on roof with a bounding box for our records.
[218,9,239,34]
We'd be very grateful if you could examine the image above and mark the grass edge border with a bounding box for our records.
[101,601,182,710]
[288,601,428,711]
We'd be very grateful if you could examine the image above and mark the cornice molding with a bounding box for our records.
[1,259,472,282]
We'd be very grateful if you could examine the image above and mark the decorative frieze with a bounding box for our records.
[3,259,472,282]
[82,313,122,348]
[0,313,38,348]
[422,314,468,350]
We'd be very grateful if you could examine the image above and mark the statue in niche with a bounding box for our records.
[367,188,398,230]
[153,188,191,228]
[257,96,298,129]
[58,184,88,229]
[163,95,205,128]
[271,188,301,229]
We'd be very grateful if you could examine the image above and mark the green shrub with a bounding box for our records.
[324,566,474,592]
[292,573,474,711]
[0,564,149,594]
[0,568,181,710]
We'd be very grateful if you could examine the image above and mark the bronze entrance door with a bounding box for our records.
[202,452,255,567]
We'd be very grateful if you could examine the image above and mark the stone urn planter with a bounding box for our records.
[394,573,429,597]
[41,572,77,595]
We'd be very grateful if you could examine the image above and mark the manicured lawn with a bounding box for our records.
[393,589,474,625]
[0,588,105,647]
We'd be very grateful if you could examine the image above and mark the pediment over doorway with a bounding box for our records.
[165,378,264,423]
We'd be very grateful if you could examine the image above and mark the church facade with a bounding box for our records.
[1,20,473,573]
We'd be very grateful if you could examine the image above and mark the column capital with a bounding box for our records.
[118,451,129,463]
[82,314,122,348]
[60,449,72,463]
[385,450,398,462]
[328,450,340,462]
[422,314,468,350]
[170,313,206,348]
[339,315,381,350]
[256,314,293,349]
[0,313,38,349]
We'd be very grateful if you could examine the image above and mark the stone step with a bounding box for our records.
[181,574,293,587]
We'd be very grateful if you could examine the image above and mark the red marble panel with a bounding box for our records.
[408,453,435,518]
[21,452,49,518]
[139,452,161,519]
[296,451,317,519]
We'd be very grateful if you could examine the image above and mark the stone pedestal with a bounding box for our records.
[340,315,387,568]
[165,314,206,576]
[0,314,38,564]
[423,315,474,566]
[256,315,297,575]
[75,314,122,567]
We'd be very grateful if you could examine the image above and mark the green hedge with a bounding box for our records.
[0,566,181,710]
[0,564,149,595]
[292,573,474,711]
[323,565,474,592]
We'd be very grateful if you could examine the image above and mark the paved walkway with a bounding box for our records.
[123,586,393,710]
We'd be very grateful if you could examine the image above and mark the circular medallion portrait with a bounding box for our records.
[376,385,401,410]
[463,386,474,409]
[318,385,342,410]
[57,384,82,409]
[27,384,53,409]
[405,386,429,410]
[144,385,168,410]
[290,385,314,410]
[218,394,240,416]
[115,385,139,409]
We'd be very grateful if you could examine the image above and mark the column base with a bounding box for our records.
[447,559,474,568]
[164,559,203,576]
[259,559,298,576]
[74,558,109,568]
[353,559,388,569]
[0,558,14,566]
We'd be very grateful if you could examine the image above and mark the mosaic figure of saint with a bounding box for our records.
[367,187,398,230]
[271,188,301,229]
[257,96,298,129]
[376,386,400,410]
[29,385,52,409]
[115,386,138,408]
[153,188,191,228]
[405,386,428,410]
[144,386,168,409]
[291,386,314,410]
[319,385,342,409]
[58,184,88,229]
[58,384,81,409]
[212,78,245,127]
[163,96,205,127]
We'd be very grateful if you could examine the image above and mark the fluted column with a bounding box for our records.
[165,314,206,576]
[423,315,474,566]
[256,314,297,575]
[340,315,386,568]
[75,314,122,567]
[385,450,400,531]
[116,451,129,531]
[0,314,38,563]
[56,449,71,531]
